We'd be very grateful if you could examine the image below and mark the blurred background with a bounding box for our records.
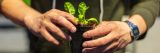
[0,0,160,53]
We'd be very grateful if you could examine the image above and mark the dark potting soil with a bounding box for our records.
[70,26,92,53]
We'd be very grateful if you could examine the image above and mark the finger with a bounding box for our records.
[119,43,127,49]
[104,40,124,53]
[104,43,119,53]
[83,42,119,53]
[53,9,77,24]
[83,48,96,53]
[83,47,103,53]
[119,41,128,49]
[83,31,120,47]
[83,22,114,38]
[46,12,77,33]
[40,27,59,45]
[118,36,130,50]
[113,38,129,52]
[114,39,125,51]
[43,20,68,40]
[104,42,119,52]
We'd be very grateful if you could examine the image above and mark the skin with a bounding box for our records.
[82,15,147,53]
[0,0,77,45]
[0,0,147,53]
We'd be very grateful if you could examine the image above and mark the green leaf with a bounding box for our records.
[64,2,99,26]
[83,20,89,25]
[78,14,83,21]
[75,18,79,23]
[87,18,99,24]
[23,0,31,6]
[64,2,75,15]
[78,2,89,20]
[78,2,89,15]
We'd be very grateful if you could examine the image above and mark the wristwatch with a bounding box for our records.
[125,20,140,41]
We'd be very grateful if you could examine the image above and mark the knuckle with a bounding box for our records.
[51,9,62,13]
[101,22,107,24]
[57,16,63,20]
[98,40,106,46]
[84,33,90,38]
[45,10,58,17]
[50,9,57,12]
[53,16,64,23]
[53,28,61,34]
[43,13,49,17]
[47,38,54,42]
[43,14,52,19]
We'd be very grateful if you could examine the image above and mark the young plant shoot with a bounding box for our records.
[64,2,99,53]
[64,2,98,26]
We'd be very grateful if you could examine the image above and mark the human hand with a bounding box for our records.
[24,9,77,45]
[82,21,132,53]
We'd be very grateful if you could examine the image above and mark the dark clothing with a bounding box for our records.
[29,0,159,53]
[31,0,159,28]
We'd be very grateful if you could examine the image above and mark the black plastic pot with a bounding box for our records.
[70,26,92,53]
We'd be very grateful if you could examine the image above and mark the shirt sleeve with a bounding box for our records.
[130,0,159,29]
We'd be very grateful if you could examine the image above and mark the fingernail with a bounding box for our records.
[54,41,60,46]
[83,32,89,38]
[71,27,76,33]
[83,33,87,37]
[60,33,67,39]
[83,42,88,47]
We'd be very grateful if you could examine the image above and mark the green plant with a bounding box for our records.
[64,2,98,26]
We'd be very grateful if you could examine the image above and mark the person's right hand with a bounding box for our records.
[24,9,77,45]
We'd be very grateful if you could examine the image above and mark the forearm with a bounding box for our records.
[0,0,41,25]
[129,0,159,38]
[130,0,159,29]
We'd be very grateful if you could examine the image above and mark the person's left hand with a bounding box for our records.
[82,21,133,53]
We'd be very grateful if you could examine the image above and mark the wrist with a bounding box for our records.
[124,20,140,41]
[129,15,147,35]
